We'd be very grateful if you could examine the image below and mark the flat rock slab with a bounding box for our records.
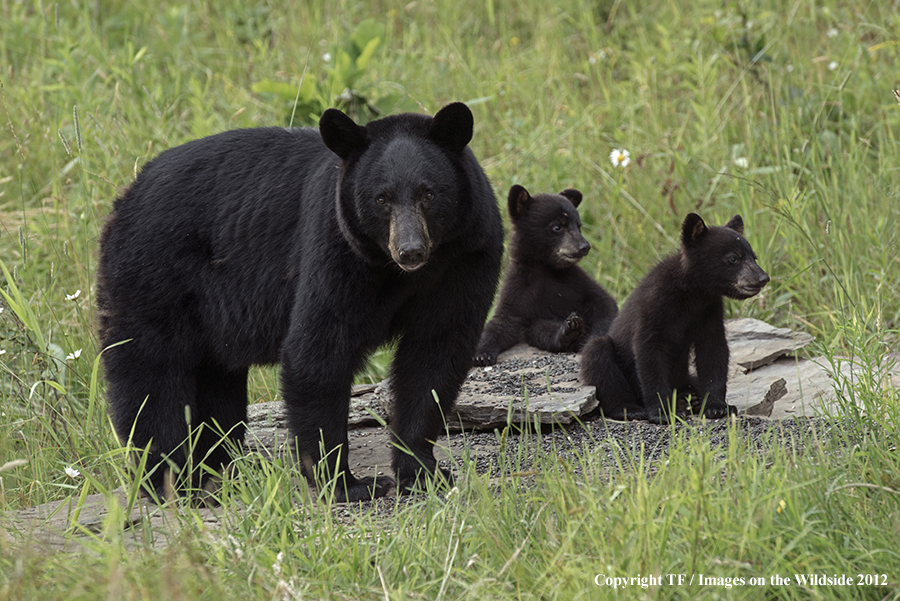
[725,317,815,370]
[2,489,219,552]
[376,347,597,431]
[246,318,827,433]
[728,356,842,419]
[373,317,822,430]
[246,384,387,441]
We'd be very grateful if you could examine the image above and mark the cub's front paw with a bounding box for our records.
[473,351,498,366]
[702,403,736,420]
[559,312,584,347]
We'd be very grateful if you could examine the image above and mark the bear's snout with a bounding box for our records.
[389,206,432,272]
[395,242,429,271]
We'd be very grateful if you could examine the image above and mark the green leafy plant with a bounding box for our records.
[252,19,417,126]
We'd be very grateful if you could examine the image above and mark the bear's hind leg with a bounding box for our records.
[104,342,200,502]
[580,335,646,421]
[192,364,249,499]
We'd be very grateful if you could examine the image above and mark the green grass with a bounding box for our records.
[1,0,899,598]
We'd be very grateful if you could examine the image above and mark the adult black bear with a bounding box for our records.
[97,102,503,502]
[473,185,617,366]
[580,213,769,424]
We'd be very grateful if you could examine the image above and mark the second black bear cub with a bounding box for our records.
[581,213,769,424]
[474,185,618,366]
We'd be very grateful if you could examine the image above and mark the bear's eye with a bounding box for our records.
[552,224,563,233]
[729,255,739,264]
[424,190,435,201]
[376,195,387,206]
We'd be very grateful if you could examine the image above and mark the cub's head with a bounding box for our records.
[319,102,475,272]
[507,185,590,269]
[680,213,770,299]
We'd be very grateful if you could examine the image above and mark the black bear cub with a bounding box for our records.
[97,102,503,502]
[473,185,618,366]
[580,213,769,424]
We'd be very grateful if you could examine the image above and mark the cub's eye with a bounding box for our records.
[729,256,739,264]
[424,190,435,201]
[376,195,387,205]
[552,224,563,233]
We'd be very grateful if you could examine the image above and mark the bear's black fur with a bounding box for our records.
[580,213,769,424]
[473,185,618,366]
[97,102,503,502]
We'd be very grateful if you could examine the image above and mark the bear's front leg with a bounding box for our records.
[281,315,392,502]
[691,306,734,420]
[473,314,523,367]
[390,256,498,494]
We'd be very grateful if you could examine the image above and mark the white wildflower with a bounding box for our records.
[0,349,6,356]
[733,157,749,169]
[588,49,607,65]
[322,52,332,62]
[446,486,460,500]
[65,290,81,301]
[827,61,838,71]
[609,148,630,168]
[273,551,285,577]
[826,28,838,38]
[786,64,794,73]
[65,466,81,478]
[66,349,82,361]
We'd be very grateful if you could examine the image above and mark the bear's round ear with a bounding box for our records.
[319,109,368,160]
[507,185,532,220]
[559,189,583,208]
[724,214,744,236]
[428,102,473,152]
[681,213,708,248]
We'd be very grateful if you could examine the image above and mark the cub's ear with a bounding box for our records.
[428,102,473,152]
[507,185,532,220]
[320,109,368,160]
[559,189,583,208]
[681,213,708,248]
[724,214,744,236]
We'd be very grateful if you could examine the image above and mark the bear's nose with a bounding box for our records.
[576,239,591,257]
[397,243,427,269]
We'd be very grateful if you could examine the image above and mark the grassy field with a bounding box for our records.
[1,0,899,598]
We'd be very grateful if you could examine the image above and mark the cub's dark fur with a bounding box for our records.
[473,185,618,366]
[580,213,769,424]
[97,103,503,502]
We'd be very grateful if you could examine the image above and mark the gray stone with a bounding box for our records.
[242,319,888,431]
[247,384,386,431]
[728,355,859,419]
[742,378,786,417]
[376,344,597,431]
[2,488,219,552]
[725,317,815,371]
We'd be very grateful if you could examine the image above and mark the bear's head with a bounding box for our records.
[680,213,770,299]
[319,103,475,272]
[507,185,591,269]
